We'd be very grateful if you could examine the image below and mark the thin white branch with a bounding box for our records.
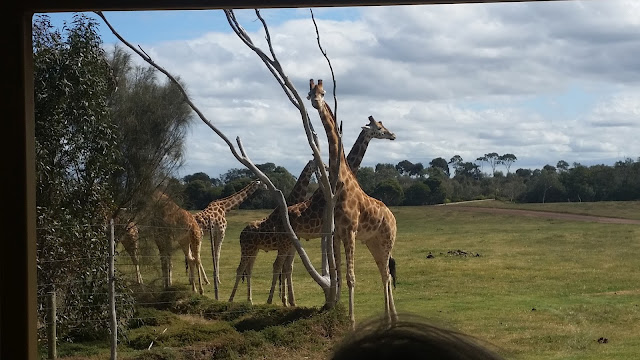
[95,11,289,221]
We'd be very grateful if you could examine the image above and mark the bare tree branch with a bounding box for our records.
[310,9,338,119]
[224,9,333,216]
[96,10,330,289]
[225,9,347,299]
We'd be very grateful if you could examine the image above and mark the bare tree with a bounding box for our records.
[97,10,341,306]
[224,9,341,306]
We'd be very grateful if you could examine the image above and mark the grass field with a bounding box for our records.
[453,199,640,220]
[69,201,640,359]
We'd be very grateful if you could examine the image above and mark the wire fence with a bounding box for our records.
[36,219,340,358]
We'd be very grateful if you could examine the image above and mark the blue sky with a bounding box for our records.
[38,2,640,178]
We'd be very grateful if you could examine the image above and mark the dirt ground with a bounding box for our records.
[443,205,640,225]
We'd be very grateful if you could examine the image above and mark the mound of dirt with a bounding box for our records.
[446,249,481,257]
[425,250,481,259]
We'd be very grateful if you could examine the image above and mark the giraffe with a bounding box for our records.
[228,115,396,307]
[192,179,266,299]
[150,190,206,294]
[308,79,398,327]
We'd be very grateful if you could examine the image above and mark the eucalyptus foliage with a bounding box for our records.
[34,14,134,340]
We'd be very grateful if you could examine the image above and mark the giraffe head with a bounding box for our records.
[257,180,268,191]
[307,79,326,110]
[363,115,396,141]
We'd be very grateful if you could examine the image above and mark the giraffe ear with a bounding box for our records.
[317,79,326,95]
[307,79,314,100]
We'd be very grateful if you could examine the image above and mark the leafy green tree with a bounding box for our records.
[403,182,431,205]
[356,166,376,194]
[424,177,449,204]
[375,163,401,184]
[184,172,212,184]
[561,165,594,202]
[217,162,294,209]
[429,157,450,177]
[556,160,570,172]
[220,167,254,184]
[612,158,640,200]
[448,155,464,175]
[184,179,221,209]
[515,168,532,180]
[409,162,425,177]
[499,153,517,174]
[34,14,133,339]
[502,174,526,202]
[107,44,193,222]
[588,164,615,201]
[524,166,565,203]
[396,160,414,176]
[372,179,404,206]
[455,162,482,180]
[246,164,295,208]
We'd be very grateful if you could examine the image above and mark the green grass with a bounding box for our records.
[46,286,349,359]
[453,199,640,220]
[72,203,640,359]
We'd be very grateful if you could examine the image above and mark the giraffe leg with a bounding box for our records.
[215,228,225,286]
[268,249,286,305]
[245,253,257,305]
[167,255,173,288]
[343,231,357,329]
[191,236,205,294]
[122,236,143,285]
[366,243,398,325]
[210,228,220,300]
[332,237,342,302]
[228,256,246,303]
[284,247,296,307]
[160,254,169,289]
[178,236,198,293]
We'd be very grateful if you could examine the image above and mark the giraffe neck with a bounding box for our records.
[287,160,316,205]
[209,180,261,213]
[317,102,353,184]
[346,131,372,173]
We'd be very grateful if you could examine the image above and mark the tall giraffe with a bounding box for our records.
[192,180,266,299]
[228,115,396,307]
[150,190,206,294]
[308,79,398,327]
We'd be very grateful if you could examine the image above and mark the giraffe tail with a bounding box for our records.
[389,257,397,289]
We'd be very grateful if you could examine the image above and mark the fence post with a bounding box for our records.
[109,219,117,360]
[210,224,219,300]
[47,291,56,359]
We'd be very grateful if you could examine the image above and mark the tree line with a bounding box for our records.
[176,153,640,208]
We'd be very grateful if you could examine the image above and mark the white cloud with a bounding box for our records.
[114,1,640,178]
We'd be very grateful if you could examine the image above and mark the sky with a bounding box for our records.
[42,1,640,179]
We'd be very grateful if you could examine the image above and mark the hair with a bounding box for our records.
[330,315,505,360]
